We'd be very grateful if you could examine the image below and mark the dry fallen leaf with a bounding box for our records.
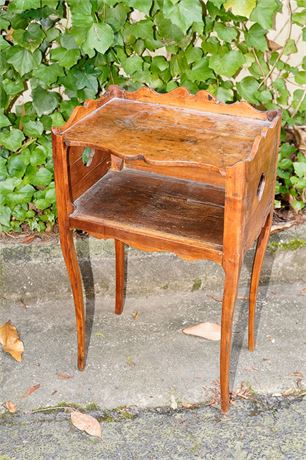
[21,234,36,244]
[23,384,41,398]
[0,321,24,361]
[131,311,140,320]
[71,410,101,438]
[181,402,199,410]
[56,372,73,380]
[5,401,16,413]
[182,322,221,341]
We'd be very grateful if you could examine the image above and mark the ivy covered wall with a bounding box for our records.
[0,0,305,232]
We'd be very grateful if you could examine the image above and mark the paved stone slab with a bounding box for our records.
[0,398,305,459]
[0,283,305,412]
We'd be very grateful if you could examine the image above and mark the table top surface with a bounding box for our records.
[62,98,271,169]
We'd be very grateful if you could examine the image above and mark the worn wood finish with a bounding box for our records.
[52,133,85,370]
[71,169,225,251]
[52,85,281,413]
[68,146,111,201]
[115,240,125,315]
[248,212,273,351]
[63,98,269,171]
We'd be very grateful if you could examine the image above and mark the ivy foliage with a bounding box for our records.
[0,0,305,232]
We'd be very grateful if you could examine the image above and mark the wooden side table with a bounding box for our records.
[52,86,281,412]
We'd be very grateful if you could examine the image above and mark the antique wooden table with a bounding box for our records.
[52,86,281,412]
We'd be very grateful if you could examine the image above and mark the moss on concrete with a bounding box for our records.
[269,238,306,253]
[192,278,202,291]
[31,401,100,414]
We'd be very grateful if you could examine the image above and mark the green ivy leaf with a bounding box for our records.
[283,39,298,55]
[23,120,44,138]
[122,55,143,75]
[51,48,81,69]
[224,0,256,18]
[291,199,304,212]
[7,155,27,178]
[292,10,306,26]
[293,162,306,178]
[245,24,268,52]
[85,23,114,55]
[0,35,10,50]
[50,112,65,127]
[30,146,47,166]
[250,0,281,30]
[237,76,259,104]
[0,110,11,128]
[187,57,215,82]
[0,156,8,180]
[13,23,45,52]
[13,0,40,11]
[209,50,245,77]
[32,64,65,86]
[29,167,53,186]
[155,12,184,42]
[32,87,59,116]
[273,78,289,105]
[45,187,56,203]
[6,184,35,206]
[0,178,21,194]
[126,0,152,15]
[162,0,202,33]
[7,47,41,76]
[0,128,25,151]
[2,78,24,97]
[0,205,11,227]
[34,198,51,210]
[216,86,234,102]
[0,17,10,31]
[214,23,238,42]
[295,71,306,85]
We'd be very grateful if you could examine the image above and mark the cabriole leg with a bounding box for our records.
[60,228,86,370]
[248,212,273,351]
[115,239,125,315]
[220,262,241,413]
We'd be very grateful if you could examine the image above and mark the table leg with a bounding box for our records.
[248,212,273,351]
[115,240,125,315]
[60,228,86,370]
[220,262,241,412]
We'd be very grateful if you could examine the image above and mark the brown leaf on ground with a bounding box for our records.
[0,321,24,362]
[21,234,36,244]
[5,401,17,413]
[56,372,73,380]
[23,384,41,398]
[182,322,221,341]
[71,410,101,438]
[181,402,199,410]
[131,311,140,320]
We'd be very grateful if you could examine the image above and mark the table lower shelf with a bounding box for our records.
[70,168,225,255]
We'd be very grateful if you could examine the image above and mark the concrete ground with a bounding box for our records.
[0,282,305,459]
[0,222,305,459]
[1,398,305,459]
